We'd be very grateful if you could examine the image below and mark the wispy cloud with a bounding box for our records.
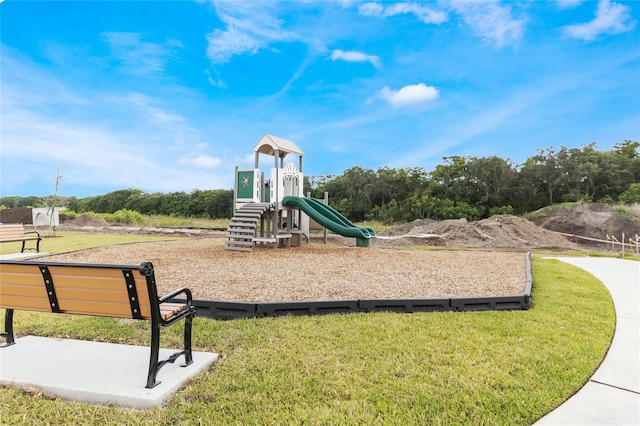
[449,0,526,47]
[358,2,448,24]
[330,49,380,68]
[556,0,585,9]
[1,46,231,195]
[179,154,222,168]
[101,32,182,74]
[562,0,636,41]
[377,83,439,107]
[206,1,298,64]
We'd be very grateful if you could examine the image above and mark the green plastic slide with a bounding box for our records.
[282,196,376,247]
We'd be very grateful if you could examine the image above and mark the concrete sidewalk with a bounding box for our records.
[0,336,219,409]
[535,257,639,425]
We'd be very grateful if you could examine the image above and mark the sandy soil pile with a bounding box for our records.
[531,203,640,244]
[376,215,580,250]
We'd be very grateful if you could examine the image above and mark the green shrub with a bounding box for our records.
[489,205,514,216]
[103,209,145,225]
[61,210,79,219]
[619,183,640,204]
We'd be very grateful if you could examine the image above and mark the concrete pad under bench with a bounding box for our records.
[0,252,49,260]
[0,336,219,409]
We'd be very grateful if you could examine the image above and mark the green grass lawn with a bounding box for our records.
[0,231,180,256]
[0,233,615,425]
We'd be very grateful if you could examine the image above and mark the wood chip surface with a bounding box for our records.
[42,237,528,303]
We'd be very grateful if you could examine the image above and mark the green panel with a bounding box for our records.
[237,171,254,199]
[264,182,270,203]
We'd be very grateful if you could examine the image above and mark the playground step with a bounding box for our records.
[252,237,277,243]
[243,204,271,210]
[233,213,261,219]
[226,240,254,247]
[225,234,254,240]
[228,221,257,228]
[225,203,273,252]
[225,229,255,235]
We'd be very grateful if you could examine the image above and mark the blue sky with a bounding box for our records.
[1,0,638,198]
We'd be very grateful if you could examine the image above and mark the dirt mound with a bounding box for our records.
[66,214,109,227]
[377,215,580,250]
[531,203,640,245]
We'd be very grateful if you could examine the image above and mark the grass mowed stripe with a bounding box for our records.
[0,256,614,425]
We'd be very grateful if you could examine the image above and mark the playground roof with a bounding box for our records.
[254,134,304,158]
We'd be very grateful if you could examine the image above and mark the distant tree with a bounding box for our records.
[0,196,43,208]
[619,183,640,204]
[41,165,63,236]
[466,156,515,209]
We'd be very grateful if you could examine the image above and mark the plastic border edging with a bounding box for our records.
[183,252,533,320]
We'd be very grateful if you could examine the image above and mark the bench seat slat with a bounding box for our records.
[0,294,52,311]
[55,300,150,318]
[0,236,40,243]
[160,302,186,320]
[55,288,144,304]
[0,283,50,299]
[1,265,43,280]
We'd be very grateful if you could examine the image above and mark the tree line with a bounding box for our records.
[1,141,638,224]
[306,140,640,223]
[0,188,235,220]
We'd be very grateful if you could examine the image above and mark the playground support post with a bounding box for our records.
[306,191,329,244]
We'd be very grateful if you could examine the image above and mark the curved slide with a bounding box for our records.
[282,196,376,247]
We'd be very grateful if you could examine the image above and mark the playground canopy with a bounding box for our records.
[253,134,304,159]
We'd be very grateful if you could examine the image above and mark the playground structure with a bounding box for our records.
[224,134,375,252]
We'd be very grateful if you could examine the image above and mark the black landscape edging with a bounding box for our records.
[179,252,533,320]
[257,300,360,317]
[358,298,449,313]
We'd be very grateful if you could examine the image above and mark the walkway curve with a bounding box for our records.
[535,257,639,425]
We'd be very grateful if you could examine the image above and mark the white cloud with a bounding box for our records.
[205,69,227,88]
[556,0,585,9]
[449,1,526,47]
[330,49,381,68]
[0,47,232,196]
[206,1,298,64]
[358,2,447,24]
[100,32,182,74]
[377,83,439,107]
[179,155,222,168]
[562,0,636,41]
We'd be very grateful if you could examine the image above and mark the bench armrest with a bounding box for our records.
[24,230,41,238]
[159,287,193,304]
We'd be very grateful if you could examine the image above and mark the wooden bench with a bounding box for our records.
[0,260,197,389]
[0,223,42,253]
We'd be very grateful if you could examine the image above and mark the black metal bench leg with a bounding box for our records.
[146,308,196,388]
[1,309,15,347]
[183,309,195,366]
[146,319,161,389]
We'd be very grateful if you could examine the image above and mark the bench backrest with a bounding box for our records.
[0,261,159,320]
[0,223,28,241]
